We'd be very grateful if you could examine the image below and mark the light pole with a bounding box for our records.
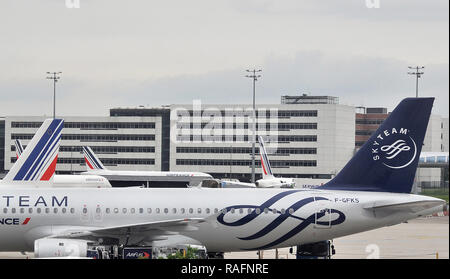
[245,69,262,184]
[46,72,62,118]
[408,66,424,98]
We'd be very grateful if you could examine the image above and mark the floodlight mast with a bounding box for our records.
[245,69,262,184]
[408,66,424,98]
[46,72,62,119]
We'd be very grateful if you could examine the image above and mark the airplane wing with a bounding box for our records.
[49,218,206,243]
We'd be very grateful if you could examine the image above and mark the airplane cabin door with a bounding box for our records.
[313,197,332,229]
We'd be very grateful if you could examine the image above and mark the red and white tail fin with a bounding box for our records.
[0,119,64,186]
[258,136,274,179]
[82,146,106,171]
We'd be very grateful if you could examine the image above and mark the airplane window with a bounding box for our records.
[239,208,243,214]
[156,208,161,214]
[70,208,75,214]
[37,208,41,214]
[139,208,144,214]
[172,208,177,214]
[83,208,88,214]
[272,209,277,214]
[122,208,127,214]
[189,208,194,214]
[147,208,152,214]
[28,208,33,214]
[20,208,25,214]
[106,208,110,214]
[2,208,7,214]
[214,208,219,214]
[248,208,252,214]
[289,208,294,214]
[255,208,261,214]
[281,208,286,214]
[45,208,50,214]
[96,208,101,214]
[230,208,235,214]
[114,208,119,214]
[181,208,186,214]
[197,208,202,214]
[54,208,58,214]
[221,208,227,214]
[11,208,16,214]
[206,208,210,214]
[264,208,269,214]
[164,208,169,214]
[130,208,135,214]
[62,208,67,214]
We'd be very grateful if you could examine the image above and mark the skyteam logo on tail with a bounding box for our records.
[371,127,417,169]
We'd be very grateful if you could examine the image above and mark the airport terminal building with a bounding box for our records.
[1,95,448,185]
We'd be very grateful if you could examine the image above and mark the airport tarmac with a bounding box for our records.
[225,216,449,259]
[0,216,447,259]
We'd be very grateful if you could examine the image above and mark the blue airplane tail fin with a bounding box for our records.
[321,98,434,193]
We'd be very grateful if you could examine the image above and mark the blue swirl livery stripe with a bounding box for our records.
[238,197,325,241]
[217,190,300,226]
[248,208,345,250]
[216,192,346,251]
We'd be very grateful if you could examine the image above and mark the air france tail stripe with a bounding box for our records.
[40,155,58,181]
[30,134,61,181]
[29,133,60,181]
[14,120,59,180]
[83,147,100,169]
[24,122,63,181]
[84,157,94,169]
[84,147,103,169]
[262,153,273,176]
[14,120,62,181]
[261,156,268,175]
[15,139,24,156]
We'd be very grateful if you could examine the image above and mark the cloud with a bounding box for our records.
[0,1,447,117]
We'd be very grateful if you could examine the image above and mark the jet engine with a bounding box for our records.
[34,238,90,258]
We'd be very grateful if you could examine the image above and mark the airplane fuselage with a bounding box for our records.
[0,187,442,253]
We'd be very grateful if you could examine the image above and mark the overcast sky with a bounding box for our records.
[0,0,448,117]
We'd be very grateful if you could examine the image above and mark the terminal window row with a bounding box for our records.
[180,110,317,118]
[11,145,156,154]
[11,121,155,130]
[355,119,386,125]
[176,123,317,130]
[175,135,317,142]
[176,147,317,155]
[176,159,317,167]
[12,134,156,142]
[11,157,156,165]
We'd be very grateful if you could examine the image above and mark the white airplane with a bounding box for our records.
[0,98,446,258]
[82,146,213,187]
[255,136,295,188]
[219,136,295,188]
[13,139,111,188]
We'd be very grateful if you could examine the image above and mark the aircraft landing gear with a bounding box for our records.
[290,240,335,259]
